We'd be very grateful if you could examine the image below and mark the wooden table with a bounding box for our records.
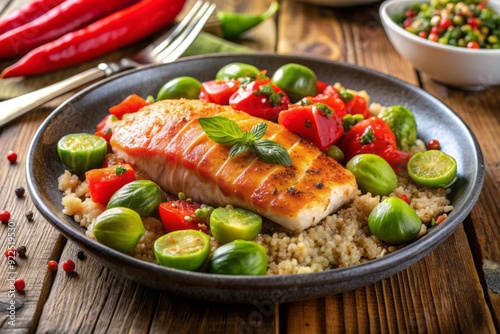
[1,0,499,332]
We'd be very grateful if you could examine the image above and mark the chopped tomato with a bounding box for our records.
[338,117,411,171]
[199,80,240,105]
[94,114,118,143]
[229,79,290,120]
[108,94,151,120]
[301,93,347,119]
[345,95,370,119]
[319,86,347,118]
[278,103,344,151]
[85,164,136,205]
[316,80,328,94]
[159,200,206,232]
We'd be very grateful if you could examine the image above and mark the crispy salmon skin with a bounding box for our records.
[110,99,357,231]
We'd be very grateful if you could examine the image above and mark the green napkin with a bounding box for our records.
[182,32,254,56]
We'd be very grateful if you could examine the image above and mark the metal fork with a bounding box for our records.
[0,0,216,127]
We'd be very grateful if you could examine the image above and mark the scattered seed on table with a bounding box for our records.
[7,150,17,163]
[4,247,16,259]
[17,246,27,257]
[25,211,34,221]
[62,259,75,273]
[77,250,86,261]
[14,279,25,291]
[0,210,11,223]
[15,186,25,197]
[47,260,58,272]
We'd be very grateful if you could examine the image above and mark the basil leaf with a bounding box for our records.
[252,140,292,166]
[229,142,250,158]
[198,116,245,145]
[249,122,267,140]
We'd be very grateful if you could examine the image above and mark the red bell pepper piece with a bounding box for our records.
[229,79,290,120]
[199,80,240,105]
[301,93,347,119]
[108,94,151,120]
[316,80,328,94]
[85,164,136,205]
[0,0,67,35]
[338,117,411,171]
[319,85,348,118]
[278,102,344,151]
[159,200,206,232]
[345,95,370,119]
[0,0,139,59]
[94,114,118,143]
[1,0,186,78]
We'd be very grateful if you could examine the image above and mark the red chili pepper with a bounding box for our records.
[0,0,139,59]
[108,94,151,120]
[338,117,412,172]
[0,0,66,35]
[1,0,186,78]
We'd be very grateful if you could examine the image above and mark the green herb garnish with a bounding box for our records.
[198,116,292,166]
[115,166,127,176]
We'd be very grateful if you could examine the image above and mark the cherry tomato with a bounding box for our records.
[278,103,344,151]
[94,114,118,143]
[7,150,17,163]
[467,41,480,49]
[229,79,290,120]
[159,200,206,232]
[85,164,136,205]
[199,80,240,105]
[398,194,411,205]
[0,210,11,223]
[108,94,151,120]
[338,117,412,172]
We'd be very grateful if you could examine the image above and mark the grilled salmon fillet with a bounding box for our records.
[110,99,357,231]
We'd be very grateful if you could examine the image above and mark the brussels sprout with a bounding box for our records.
[107,180,164,217]
[154,230,210,271]
[378,106,417,150]
[346,154,398,196]
[209,206,262,244]
[368,197,422,244]
[271,63,317,102]
[93,207,145,253]
[209,240,267,275]
[156,76,201,100]
[215,62,261,81]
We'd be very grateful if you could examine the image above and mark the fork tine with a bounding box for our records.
[155,2,216,63]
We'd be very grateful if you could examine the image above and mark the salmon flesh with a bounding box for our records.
[110,99,357,231]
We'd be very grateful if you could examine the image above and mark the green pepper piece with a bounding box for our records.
[209,206,262,244]
[217,2,279,40]
[154,230,211,271]
[209,240,267,275]
[93,207,145,253]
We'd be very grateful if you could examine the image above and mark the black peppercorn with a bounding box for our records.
[17,246,27,257]
[15,186,25,198]
[25,211,34,221]
[77,250,86,261]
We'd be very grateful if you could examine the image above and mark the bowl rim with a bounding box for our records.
[380,0,500,54]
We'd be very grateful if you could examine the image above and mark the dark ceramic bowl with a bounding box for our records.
[27,53,484,304]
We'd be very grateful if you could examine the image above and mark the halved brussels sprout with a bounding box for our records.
[209,206,262,244]
[107,180,165,217]
[346,154,398,196]
[93,207,145,253]
[368,197,422,244]
[209,240,267,275]
[378,106,417,150]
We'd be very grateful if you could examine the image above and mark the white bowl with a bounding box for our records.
[380,0,500,90]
